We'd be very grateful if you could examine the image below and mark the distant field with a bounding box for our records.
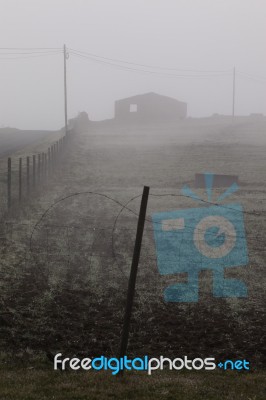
[0,117,265,397]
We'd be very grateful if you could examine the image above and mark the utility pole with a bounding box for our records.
[232,66,235,122]
[63,44,68,135]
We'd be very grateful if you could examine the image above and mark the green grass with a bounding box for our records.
[0,366,265,400]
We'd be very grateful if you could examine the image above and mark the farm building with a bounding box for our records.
[114,92,187,122]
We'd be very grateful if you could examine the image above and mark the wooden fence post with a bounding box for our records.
[41,153,45,179]
[26,156,30,195]
[19,157,22,201]
[55,143,57,165]
[37,154,41,184]
[32,155,36,188]
[48,147,51,175]
[51,146,54,169]
[44,153,47,180]
[7,157,11,209]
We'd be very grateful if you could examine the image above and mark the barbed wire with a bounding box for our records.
[0,189,265,321]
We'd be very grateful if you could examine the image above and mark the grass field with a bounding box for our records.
[1,366,266,400]
[0,116,266,398]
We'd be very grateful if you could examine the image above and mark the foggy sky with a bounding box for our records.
[0,0,265,130]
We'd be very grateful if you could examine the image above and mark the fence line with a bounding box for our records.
[4,134,70,212]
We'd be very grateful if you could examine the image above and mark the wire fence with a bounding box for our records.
[0,115,266,363]
[0,181,265,363]
[0,133,70,217]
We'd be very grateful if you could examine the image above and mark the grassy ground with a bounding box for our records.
[1,117,266,398]
[0,366,265,400]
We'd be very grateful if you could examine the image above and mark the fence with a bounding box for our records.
[0,188,265,365]
[2,134,69,214]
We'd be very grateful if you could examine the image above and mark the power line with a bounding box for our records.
[0,47,61,50]
[68,47,231,74]
[68,48,266,83]
[69,49,231,78]
[0,55,61,61]
[1,46,265,82]
[0,51,62,61]
[0,50,62,55]
[237,71,266,83]
[68,47,266,83]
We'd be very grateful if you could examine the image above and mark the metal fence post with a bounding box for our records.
[118,186,150,368]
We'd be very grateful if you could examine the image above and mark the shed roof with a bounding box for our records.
[115,92,186,104]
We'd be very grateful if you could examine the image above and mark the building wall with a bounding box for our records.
[115,94,187,121]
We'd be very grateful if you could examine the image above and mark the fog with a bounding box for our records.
[0,0,265,130]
